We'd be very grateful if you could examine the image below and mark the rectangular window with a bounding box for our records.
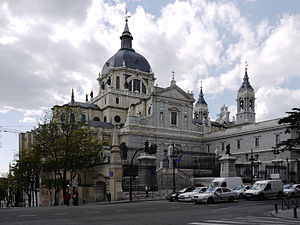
[207,144,210,153]
[221,142,225,151]
[255,137,259,147]
[237,140,241,149]
[275,134,280,145]
[171,112,177,125]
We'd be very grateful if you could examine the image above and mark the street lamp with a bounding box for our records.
[168,143,183,193]
[272,146,283,174]
[245,148,259,184]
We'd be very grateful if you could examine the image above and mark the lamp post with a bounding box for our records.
[272,146,282,174]
[168,143,183,193]
[245,148,259,184]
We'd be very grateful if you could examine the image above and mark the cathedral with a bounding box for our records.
[19,18,299,205]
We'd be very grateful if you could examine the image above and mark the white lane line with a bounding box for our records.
[206,220,249,224]
[52,212,70,216]
[18,215,37,217]
[84,211,101,214]
[115,209,129,212]
[188,223,225,225]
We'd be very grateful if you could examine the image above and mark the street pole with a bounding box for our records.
[172,143,175,193]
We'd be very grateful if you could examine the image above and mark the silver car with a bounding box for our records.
[192,187,238,204]
[284,184,300,197]
[178,187,207,202]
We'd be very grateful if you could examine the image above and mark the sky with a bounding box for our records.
[1,0,300,174]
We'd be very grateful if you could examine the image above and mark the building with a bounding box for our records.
[19,18,299,205]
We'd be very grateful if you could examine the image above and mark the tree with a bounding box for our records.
[34,106,104,205]
[0,176,8,201]
[278,108,300,151]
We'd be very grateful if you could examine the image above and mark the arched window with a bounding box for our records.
[81,114,86,123]
[104,116,107,123]
[148,107,151,115]
[116,76,120,90]
[240,99,244,109]
[93,117,100,121]
[61,113,65,122]
[116,97,119,104]
[70,113,75,122]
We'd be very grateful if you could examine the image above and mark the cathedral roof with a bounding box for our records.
[101,21,151,76]
[239,68,254,92]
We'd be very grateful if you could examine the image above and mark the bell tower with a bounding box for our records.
[236,64,255,124]
[194,84,209,124]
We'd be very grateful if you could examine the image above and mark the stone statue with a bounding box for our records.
[225,144,231,155]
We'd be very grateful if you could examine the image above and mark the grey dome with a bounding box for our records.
[101,21,151,76]
[101,49,151,76]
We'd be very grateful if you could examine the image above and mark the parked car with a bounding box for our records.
[245,180,283,200]
[192,187,238,204]
[178,187,207,202]
[166,187,195,201]
[283,184,300,197]
[210,177,243,190]
[233,185,251,199]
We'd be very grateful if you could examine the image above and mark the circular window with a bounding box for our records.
[114,115,121,123]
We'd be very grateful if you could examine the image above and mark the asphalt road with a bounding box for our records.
[0,199,298,225]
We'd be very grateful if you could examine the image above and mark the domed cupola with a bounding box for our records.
[101,20,151,76]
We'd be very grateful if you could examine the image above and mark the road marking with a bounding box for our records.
[115,209,129,212]
[18,215,37,217]
[188,223,221,225]
[84,211,101,214]
[206,220,248,224]
[52,212,70,216]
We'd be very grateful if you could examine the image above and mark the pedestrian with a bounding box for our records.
[106,191,111,202]
[65,192,71,206]
[73,192,78,206]
[145,185,150,198]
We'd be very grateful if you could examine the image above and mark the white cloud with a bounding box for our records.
[0,0,299,124]
[19,117,37,124]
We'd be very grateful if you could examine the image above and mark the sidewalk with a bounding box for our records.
[271,208,300,221]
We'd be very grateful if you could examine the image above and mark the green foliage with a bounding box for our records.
[0,177,8,200]
[33,106,104,202]
[278,108,300,151]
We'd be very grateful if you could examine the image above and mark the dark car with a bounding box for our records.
[167,187,195,201]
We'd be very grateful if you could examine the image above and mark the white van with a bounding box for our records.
[245,180,283,200]
[210,177,243,190]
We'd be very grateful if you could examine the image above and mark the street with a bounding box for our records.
[0,199,298,225]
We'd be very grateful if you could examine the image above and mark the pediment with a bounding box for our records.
[155,85,195,102]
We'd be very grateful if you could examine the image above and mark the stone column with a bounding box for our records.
[109,127,123,200]
[137,153,157,190]
[219,154,237,177]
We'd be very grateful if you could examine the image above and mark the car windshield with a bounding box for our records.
[178,188,188,193]
[234,186,244,190]
[210,182,220,188]
[205,187,216,193]
[194,187,204,192]
[251,183,266,190]
[284,185,293,190]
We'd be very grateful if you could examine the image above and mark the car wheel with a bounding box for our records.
[277,192,283,199]
[239,193,244,199]
[207,197,214,204]
[228,196,234,203]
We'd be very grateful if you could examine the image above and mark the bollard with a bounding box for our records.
[275,204,278,213]
[294,207,297,218]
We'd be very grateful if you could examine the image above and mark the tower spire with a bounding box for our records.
[120,9,133,50]
[71,88,75,103]
[171,70,176,86]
